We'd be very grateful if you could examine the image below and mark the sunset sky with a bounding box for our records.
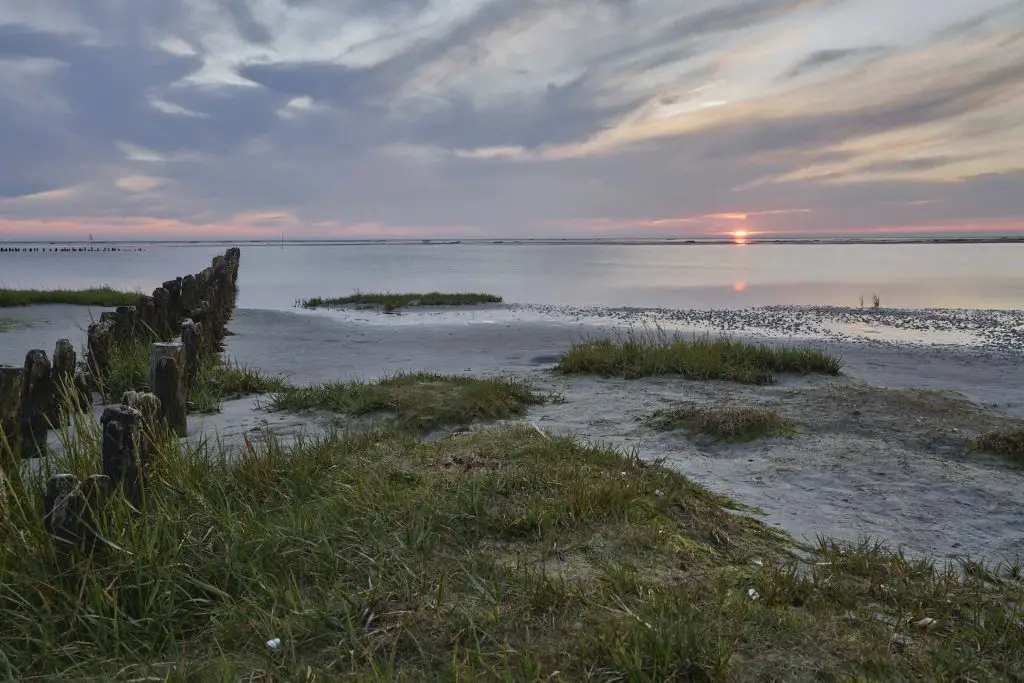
[1,0,1022,240]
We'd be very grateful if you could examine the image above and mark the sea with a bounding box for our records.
[1,240,1022,312]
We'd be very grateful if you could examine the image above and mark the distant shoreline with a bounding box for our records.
[2,236,1023,247]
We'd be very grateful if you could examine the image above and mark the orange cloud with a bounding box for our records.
[0,186,81,203]
[115,176,165,192]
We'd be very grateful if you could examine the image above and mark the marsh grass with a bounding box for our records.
[649,403,796,442]
[974,425,1024,464]
[557,329,842,384]
[299,291,502,312]
[267,371,543,431]
[0,316,16,332]
[1,421,1022,681]
[97,339,284,413]
[0,286,139,308]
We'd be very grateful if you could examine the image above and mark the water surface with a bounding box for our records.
[1,242,1021,311]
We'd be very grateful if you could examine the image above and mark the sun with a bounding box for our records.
[732,230,749,239]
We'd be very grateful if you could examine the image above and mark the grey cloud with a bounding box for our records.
[783,46,890,79]
[0,0,1021,237]
[934,2,1024,40]
[700,59,1024,163]
[219,0,274,44]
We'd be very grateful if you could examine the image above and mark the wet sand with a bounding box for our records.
[5,303,1024,563]
[224,308,1024,562]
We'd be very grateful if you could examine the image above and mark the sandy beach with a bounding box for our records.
[5,301,1023,564]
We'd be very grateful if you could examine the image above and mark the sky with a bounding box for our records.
[0,0,1022,241]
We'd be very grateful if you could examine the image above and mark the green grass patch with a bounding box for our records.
[1,423,1022,681]
[557,330,842,384]
[0,286,139,308]
[299,291,502,312]
[649,402,796,442]
[974,425,1024,464]
[0,316,16,332]
[97,339,284,414]
[267,371,543,431]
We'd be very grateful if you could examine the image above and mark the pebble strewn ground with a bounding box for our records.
[517,304,1024,357]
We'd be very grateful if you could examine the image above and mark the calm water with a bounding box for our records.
[1,242,1022,311]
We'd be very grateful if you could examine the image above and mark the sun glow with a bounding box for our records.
[731,229,750,244]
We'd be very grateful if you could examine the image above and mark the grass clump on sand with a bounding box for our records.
[0,286,139,308]
[649,402,796,442]
[557,330,842,384]
[1,421,1022,681]
[268,371,542,431]
[974,425,1024,464]
[299,291,502,312]
[97,339,284,414]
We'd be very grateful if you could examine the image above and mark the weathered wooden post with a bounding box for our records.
[180,274,197,313]
[0,365,24,461]
[73,365,93,411]
[50,339,77,424]
[150,342,187,435]
[151,287,170,338]
[122,390,163,453]
[136,294,155,335]
[101,406,147,510]
[114,305,138,343]
[44,473,114,554]
[180,319,201,389]
[86,318,116,378]
[162,279,183,330]
[20,350,52,459]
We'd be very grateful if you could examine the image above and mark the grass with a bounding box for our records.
[97,339,285,414]
[557,330,843,384]
[0,316,15,332]
[1,418,1022,681]
[267,371,543,432]
[298,291,502,312]
[0,286,139,308]
[648,402,796,442]
[974,425,1024,464]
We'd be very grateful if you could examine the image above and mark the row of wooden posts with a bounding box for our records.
[0,248,241,554]
[0,246,144,253]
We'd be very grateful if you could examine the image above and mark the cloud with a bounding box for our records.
[0,0,1021,239]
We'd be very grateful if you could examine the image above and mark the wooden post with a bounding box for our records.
[122,391,163,453]
[150,342,187,435]
[0,365,24,461]
[86,318,116,378]
[50,339,77,424]
[101,406,146,510]
[73,365,94,411]
[152,287,170,338]
[20,350,52,459]
[43,473,113,555]
[180,274,197,313]
[180,319,201,389]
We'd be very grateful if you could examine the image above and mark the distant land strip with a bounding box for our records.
[1,236,1023,248]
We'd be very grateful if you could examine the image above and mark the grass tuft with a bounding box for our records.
[0,286,139,308]
[557,330,842,384]
[1,423,1022,680]
[299,291,502,312]
[974,425,1024,464]
[649,402,796,442]
[97,339,284,413]
[267,371,543,431]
